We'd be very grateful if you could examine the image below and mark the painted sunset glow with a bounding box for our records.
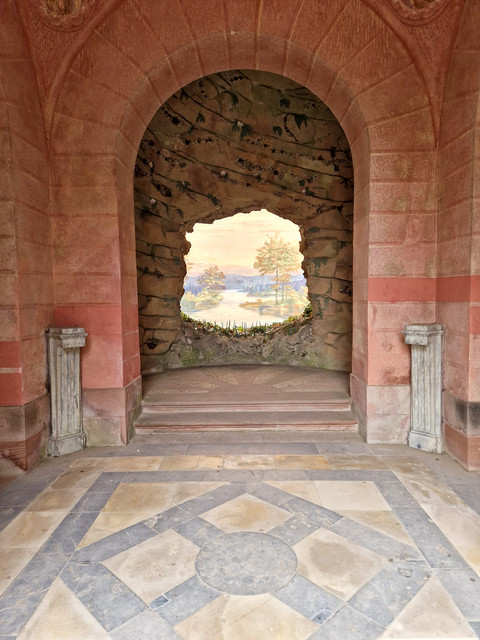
[181,210,308,327]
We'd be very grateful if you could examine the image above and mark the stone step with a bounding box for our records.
[141,390,351,413]
[135,409,358,432]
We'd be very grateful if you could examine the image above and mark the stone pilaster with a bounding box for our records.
[47,327,87,456]
[403,323,445,453]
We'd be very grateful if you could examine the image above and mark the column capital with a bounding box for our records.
[47,327,87,349]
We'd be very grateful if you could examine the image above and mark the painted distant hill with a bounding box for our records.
[184,273,306,294]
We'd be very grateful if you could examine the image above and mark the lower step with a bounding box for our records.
[135,409,358,432]
[141,390,351,414]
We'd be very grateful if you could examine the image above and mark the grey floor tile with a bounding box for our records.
[374,481,418,508]
[331,517,423,562]
[179,483,246,515]
[246,481,292,506]
[0,483,49,508]
[186,442,319,455]
[309,605,384,640]
[315,442,374,455]
[147,505,193,533]
[435,568,480,620]
[283,496,341,528]
[123,470,233,482]
[307,470,396,481]
[110,610,181,639]
[470,621,480,637]
[450,485,480,514]
[349,561,432,626]
[61,562,147,631]
[160,575,220,626]
[121,443,188,456]
[74,446,122,458]
[0,507,22,532]
[71,491,112,512]
[393,507,469,569]
[174,516,223,547]
[73,522,156,562]
[0,553,68,635]
[256,470,310,481]
[86,472,126,493]
[274,574,343,621]
[39,511,98,554]
[150,595,169,609]
[269,514,319,545]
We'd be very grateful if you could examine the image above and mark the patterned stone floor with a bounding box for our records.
[1,434,480,639]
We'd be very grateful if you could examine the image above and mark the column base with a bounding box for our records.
[48,431,86,456]
[82,376,142,446]
[0,394,50,470]
[408,429,443,453]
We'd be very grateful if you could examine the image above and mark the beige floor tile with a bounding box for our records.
[390,459,480,574]
[380,575,476,638]
[224,455,275,469]
[49,468,101,490]
[102,482,225,514]
[423,503,480,574]
[202,494,291,533]
[324,455,387,470]
[0,548,36,595]
[294,528,388,600]
[79,482,225,547]
[104,529,198,602]
[266,481,322,505]
[69,458,110,469]
[25,488,85,512]
[274,455,330,470]
[160,456,200,470]
[175,593,318,640]
[17,578,109,640]
[102,456,164,471]
[0,511,66,549]
[196,455,224,469]
[78,512,145,548]
[314,481,391,511]
[338,510,414,546]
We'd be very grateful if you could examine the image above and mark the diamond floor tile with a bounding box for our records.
[0,436,479,639]
[201,493,291,533]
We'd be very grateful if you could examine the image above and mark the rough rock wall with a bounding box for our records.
[134,70,353,372]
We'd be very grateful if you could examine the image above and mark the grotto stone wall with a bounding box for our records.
[135,70,353,373]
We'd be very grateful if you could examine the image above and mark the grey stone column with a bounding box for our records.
[403,323,445,453]
[47,327,87,456]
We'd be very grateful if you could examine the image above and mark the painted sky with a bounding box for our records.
[185,209,302,276]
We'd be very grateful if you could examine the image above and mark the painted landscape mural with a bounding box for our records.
[181,210,308,327]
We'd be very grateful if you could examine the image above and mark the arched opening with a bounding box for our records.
[134,70,353,379]
[181,209,307,328]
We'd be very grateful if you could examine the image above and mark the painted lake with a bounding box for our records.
[181,289,293,327]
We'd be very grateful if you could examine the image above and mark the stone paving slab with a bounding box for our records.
[0,441,479,639]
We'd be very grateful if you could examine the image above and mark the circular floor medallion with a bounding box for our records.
[196,532,297,595]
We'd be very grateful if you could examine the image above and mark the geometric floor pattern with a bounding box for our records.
[1,438,480,638]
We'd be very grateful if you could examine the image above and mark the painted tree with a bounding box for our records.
[198,265,225,293]
[253,233,300,304]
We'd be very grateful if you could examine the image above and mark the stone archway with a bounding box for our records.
[134,70,353,376]
[49,0,437,445]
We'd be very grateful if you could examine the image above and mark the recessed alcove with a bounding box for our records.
[134,70,353,374]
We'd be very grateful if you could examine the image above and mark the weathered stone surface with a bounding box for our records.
[159,318,351,372]
[404,324,445,453]
[135,70,353,368]
[46,327,87,457]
